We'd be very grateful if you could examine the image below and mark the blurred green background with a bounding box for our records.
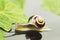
[0,0,28,40]
[42,0,60,15]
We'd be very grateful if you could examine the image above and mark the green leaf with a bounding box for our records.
[0,0,27,40]
[0,30,4,40]
[42,0,60,15]
[0,0,5,11]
